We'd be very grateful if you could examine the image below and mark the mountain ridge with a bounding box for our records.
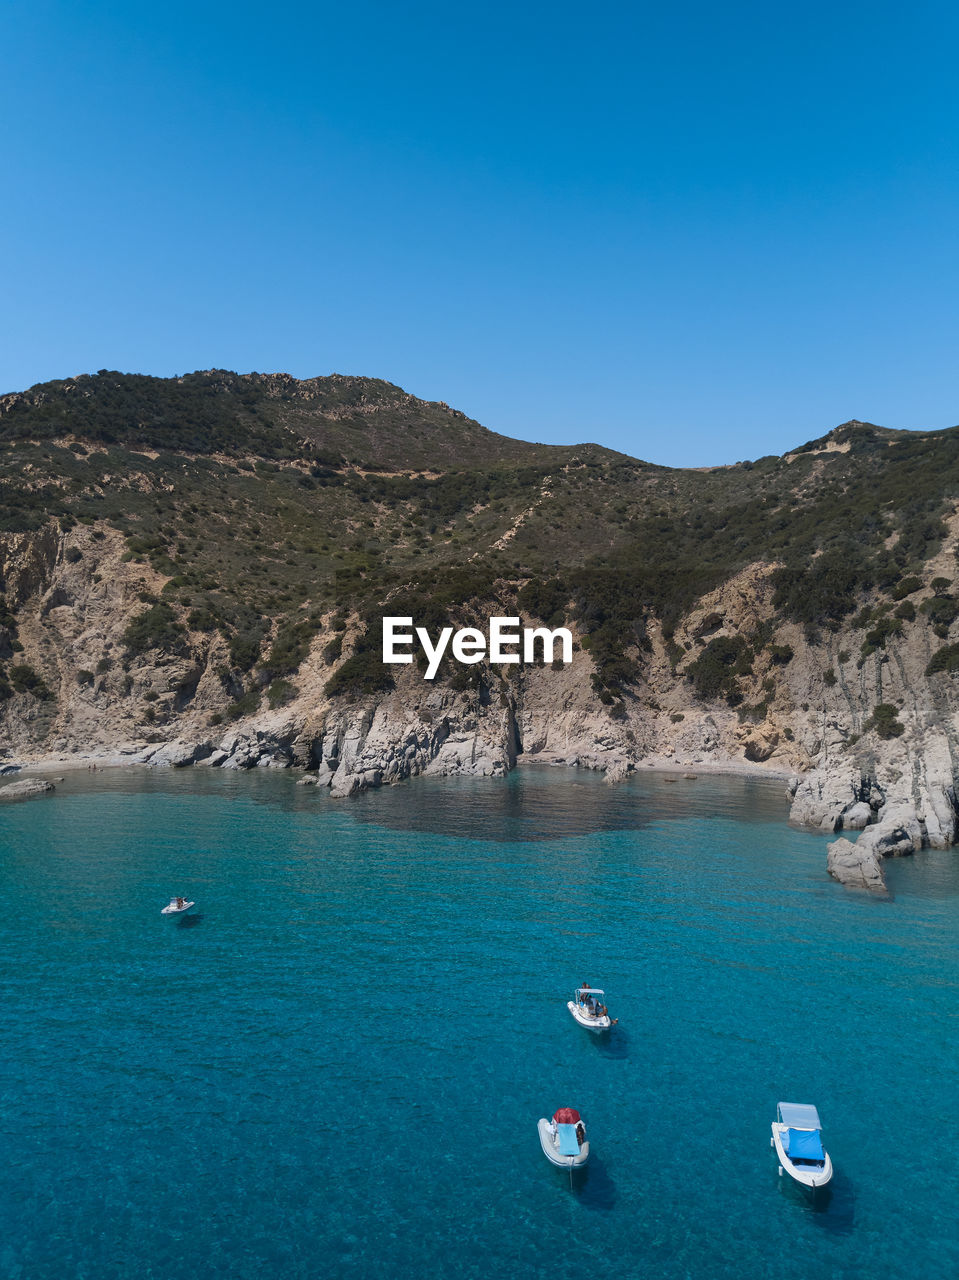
[0,368,630,472]
[8,369,953,468]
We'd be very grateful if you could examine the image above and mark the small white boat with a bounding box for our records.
[161,897,195,919]
[537,1107,590,1169]
[567,987,613,1031]
[771,1102,833,1188]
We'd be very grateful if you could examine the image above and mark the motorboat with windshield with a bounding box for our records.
[537,1107,590,1169]
[771,1102,833,1188]
[567,986,613,1031]
[161,897,195,919]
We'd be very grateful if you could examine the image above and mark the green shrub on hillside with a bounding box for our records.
[262,619,316,676]
[187,606,220,631]
[891,575,922,600]
[921,594,959,632]
[9,663,53,699]
[770,552,873,632]
[737,700,768,723]
[864,615,903,651]
[863,704,905,739]
[768,643,794,664]
[267,678,296,709]
[517,577,568,628]
[926,643,959,676]
[228,631,262,672]
[685,636,753,703]
[324,621,395,700]
[226,689,261,720]
[122,602,185,655]
[324,650,395,700]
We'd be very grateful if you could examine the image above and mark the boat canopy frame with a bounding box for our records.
[777,1102,822,1130]
[575,988,605,997]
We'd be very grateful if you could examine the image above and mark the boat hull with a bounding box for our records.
[771,1123,833,1188]
[537,1118,589,1168]
[566,1000,610,1031]
[161,901,195,919]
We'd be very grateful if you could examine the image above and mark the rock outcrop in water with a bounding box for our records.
[0,778,55,802]
[826,836,887,891]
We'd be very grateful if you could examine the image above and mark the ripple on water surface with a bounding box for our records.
[0,765,957,1279]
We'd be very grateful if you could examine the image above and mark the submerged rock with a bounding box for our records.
[0,779,55,803]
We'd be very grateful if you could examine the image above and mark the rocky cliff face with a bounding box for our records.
[4,516,959,889]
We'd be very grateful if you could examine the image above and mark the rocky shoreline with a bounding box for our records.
[4,521,959,892]
[2,717,947,895]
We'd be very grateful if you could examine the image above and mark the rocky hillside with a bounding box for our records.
[3,370,959,889]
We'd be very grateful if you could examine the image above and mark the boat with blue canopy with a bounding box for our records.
[771,1102,833,1188]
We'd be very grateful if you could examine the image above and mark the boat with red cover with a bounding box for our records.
[537,1106,590,1169]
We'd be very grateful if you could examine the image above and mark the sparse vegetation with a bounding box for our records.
[263,620,315,677]
[927,643,959,676]
[768,644,794,665]
[685,636,754,704]
[267,678,296,709]
[9,663,53,699]
[122,602,185,656]
[226,689,261,720]
[863,704,905,739]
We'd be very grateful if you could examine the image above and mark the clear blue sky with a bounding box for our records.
[2,1,956,465]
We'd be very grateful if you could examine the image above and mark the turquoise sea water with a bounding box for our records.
[1,765,957,1280]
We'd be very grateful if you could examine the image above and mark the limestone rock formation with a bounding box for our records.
[0,778,55,802]
[143,741,213,768]
[855,802,924,859]
[826,836,886,891]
